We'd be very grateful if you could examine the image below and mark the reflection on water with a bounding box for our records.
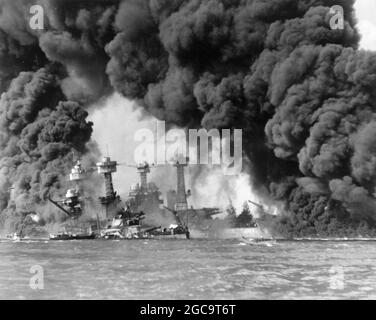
[1,239,376,299]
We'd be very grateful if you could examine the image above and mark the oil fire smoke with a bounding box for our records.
[0,0,376,237]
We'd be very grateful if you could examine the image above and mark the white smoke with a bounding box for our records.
[87,93,279,216]
[88,93,155,197]
[187,168,259,215]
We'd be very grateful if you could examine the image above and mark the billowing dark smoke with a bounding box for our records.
[0,0,115,233]
[105,0,376,236]
[1,0,376,237]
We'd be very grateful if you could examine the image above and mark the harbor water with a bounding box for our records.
[1,239,376,300]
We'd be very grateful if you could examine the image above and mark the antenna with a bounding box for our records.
[106,145,110,157]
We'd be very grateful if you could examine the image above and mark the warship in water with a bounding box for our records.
[48,156,190,240]
[4,153,266,241]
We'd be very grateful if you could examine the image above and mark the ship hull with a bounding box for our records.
[50,234,96,241]
[149,233,188,240]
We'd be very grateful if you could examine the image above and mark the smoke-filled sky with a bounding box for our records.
[2,0,376,234]
[90,0,376,209]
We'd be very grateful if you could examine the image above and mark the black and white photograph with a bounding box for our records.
[0,0,376,304]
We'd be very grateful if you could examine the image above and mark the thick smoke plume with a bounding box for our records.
[0,0,111,233]
[1,0,376,237]
[104,0,376,236]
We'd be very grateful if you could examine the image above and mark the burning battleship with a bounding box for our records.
[2,1,376,241]
[123,156,268,239]
[45,150,269,241]
[2,144,271,242]
[48,155,191,240]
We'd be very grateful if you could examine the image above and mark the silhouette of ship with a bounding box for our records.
[48,156,190,240]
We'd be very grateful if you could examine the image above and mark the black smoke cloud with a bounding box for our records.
[0,67,93,231]
[1,0,376,236]
[104,0,376,236]
[0,0,112,232]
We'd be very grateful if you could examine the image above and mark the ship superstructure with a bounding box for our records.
[48,160,87,218]
[124,159,190,238]
[65,160,86,214]
[173,158,190,211]
[96,157,121,218]
[126,162,163,214]
[166,156,223,231]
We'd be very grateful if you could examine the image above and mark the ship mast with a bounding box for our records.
[174,157,189,212]
[137,162,151,192]
[96,156,120,218]
[48,159,86,218]
[69,160,84,193]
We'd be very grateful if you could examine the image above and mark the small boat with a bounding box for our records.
[49,222,97,241]
[50,232,96,241]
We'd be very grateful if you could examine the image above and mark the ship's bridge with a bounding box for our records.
[69,161,84,182]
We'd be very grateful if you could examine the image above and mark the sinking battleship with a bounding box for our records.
[48,159,98,240]
[123,156,265,239]
[48,156,190,240]
[47,150,269,241]
[124,160,191,239]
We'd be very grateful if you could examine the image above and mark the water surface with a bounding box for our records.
[1,239,376,299]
